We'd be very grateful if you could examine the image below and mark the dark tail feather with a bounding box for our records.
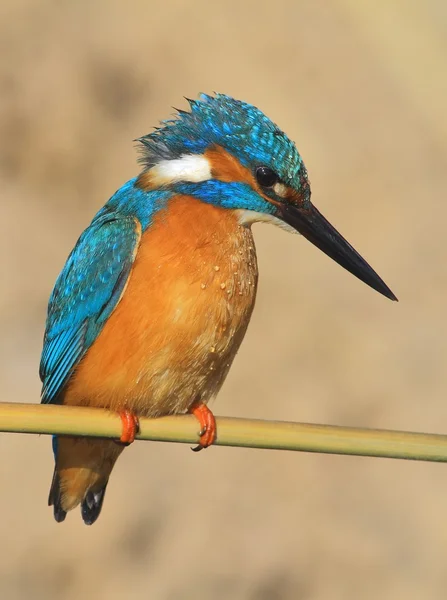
[48,468,67,523]
[81,485,108,526]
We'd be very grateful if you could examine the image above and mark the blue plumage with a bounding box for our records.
[102,177,172,229]
[40,213,140,403]
[40,180,174,404]
[173,180,277,213]
[138,93,308,190]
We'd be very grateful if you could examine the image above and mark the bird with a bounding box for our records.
[40,93,397,525]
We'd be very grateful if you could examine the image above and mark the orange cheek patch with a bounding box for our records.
[205,146,258,187]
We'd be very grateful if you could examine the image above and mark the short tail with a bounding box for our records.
[49,436,124,525]
[48,469,108,525]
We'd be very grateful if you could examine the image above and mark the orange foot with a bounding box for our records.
[119,411,140,445]
[190,403,217,452]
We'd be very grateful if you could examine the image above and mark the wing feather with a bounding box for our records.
[40,214,141,403]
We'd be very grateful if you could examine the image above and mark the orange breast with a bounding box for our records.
[63,195,258,416]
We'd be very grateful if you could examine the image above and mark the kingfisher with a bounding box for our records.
[40,93,396,525]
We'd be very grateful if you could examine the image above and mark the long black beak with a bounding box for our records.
[278,203,397,301]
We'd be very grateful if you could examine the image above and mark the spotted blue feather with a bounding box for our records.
[138,93,308,189]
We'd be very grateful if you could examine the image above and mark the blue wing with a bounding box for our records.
[40,212,142,404]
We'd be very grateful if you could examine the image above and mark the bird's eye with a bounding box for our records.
[255,166,279,188]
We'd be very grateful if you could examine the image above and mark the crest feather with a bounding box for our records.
[136,93,307,186]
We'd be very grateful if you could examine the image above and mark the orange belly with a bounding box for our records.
[63,195,258,416]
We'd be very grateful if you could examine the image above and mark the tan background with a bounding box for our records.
[1,1,447,598]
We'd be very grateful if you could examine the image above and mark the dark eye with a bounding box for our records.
[255,166,279,188]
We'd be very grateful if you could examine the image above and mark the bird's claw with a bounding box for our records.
[190,403,217,452]
[118,410,140,445]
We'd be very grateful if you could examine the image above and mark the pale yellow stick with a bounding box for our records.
[1,402,447,463]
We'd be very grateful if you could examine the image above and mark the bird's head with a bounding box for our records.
[137,93,396,301]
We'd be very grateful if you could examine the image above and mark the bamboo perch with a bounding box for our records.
[1,402,447,463]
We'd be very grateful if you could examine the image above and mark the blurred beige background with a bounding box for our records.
[1,1,447,598]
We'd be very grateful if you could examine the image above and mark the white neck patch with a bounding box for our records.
[149,154,212,186]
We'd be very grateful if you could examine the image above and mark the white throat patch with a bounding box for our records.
[236,209,298,234]
[149,154,212,186]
